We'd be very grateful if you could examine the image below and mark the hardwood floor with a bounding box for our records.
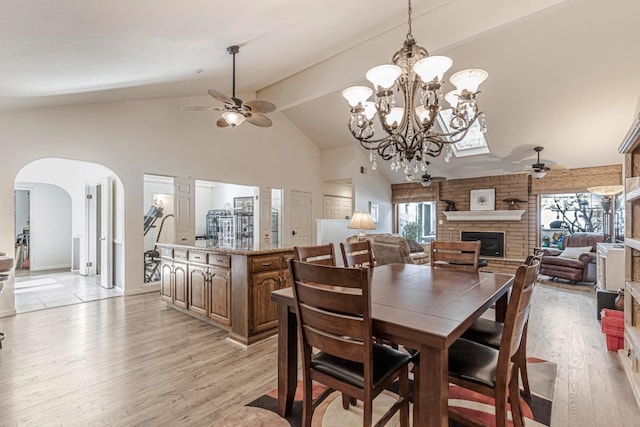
[0,281,638,426]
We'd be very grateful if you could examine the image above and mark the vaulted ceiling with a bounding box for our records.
[2,0,638,182]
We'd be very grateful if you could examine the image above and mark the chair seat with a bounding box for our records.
[462,317,503,349]
[448,338,499,388]
[312,343,411,389]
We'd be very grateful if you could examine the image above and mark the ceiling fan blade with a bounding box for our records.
[208,89,234,105]
[181,106,217,111]
[246,112,272,127]
[549,164,569,170]
[216,117,230,128]
[244,99,276,113]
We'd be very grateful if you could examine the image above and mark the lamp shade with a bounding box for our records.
[363,101,377,120]
[342,86,373,107]
[415,105,431,123]
[222,111,246,127]
[413,55,453,83]
[444,90,460,108]
[348,212,376,231]
[366,64,402,89]
[450,69,488,93]
[384,107,404,127]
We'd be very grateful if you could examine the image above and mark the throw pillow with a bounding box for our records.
[406,239,424,253]
[559,246,593,259]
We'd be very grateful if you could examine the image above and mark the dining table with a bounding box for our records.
[270,262,515,427]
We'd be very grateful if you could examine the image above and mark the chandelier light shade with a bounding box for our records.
[347,212,376,240]
[342,0,488,181]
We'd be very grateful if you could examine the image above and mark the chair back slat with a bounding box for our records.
[303,325,366,362]
[296,282,364,314]
[340,240,375,268]
[299,304,365,340]
[289,259,372,366]
[430,240,480,272]
[294,244,337,266]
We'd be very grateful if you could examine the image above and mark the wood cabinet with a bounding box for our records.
[209,266,231,325]
[158,244,292,345]
[618,114,640,407]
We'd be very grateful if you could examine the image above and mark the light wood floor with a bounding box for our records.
[0,282,638,426]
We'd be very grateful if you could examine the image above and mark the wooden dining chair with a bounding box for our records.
[293,244,337,266]
[340,240,375,268]
[461,254,541,397]
[430,240,480,273]
[442,262,538,427]
[288,259,411,427]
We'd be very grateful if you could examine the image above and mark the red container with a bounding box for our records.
[601,309,625,351]
[606,334,624,351]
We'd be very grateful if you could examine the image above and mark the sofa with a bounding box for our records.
[346,233,430,265]
[539,232,605,283]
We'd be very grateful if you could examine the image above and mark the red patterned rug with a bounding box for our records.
[215,358,556,426]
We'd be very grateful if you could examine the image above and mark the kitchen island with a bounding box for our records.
[157,243,293,345]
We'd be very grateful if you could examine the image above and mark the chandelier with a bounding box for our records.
[342,0,488,181]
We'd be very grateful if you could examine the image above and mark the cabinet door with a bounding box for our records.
[251,270,281,334]
[173,262,188,308]
[208,267,231,325]
[188,264,208,316]
[160,262,173,302]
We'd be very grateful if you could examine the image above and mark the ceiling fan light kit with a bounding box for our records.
[182,45,276,128]
[530,146,551,179]
[342,0,488,181]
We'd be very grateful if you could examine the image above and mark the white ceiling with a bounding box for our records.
[2,0,638,182]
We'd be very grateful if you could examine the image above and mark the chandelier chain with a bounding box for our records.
[406,0,413,40]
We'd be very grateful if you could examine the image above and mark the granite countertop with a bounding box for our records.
[156,242,294,256]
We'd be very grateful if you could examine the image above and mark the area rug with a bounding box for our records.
[215,358,556,426]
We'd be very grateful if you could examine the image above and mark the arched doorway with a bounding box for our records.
[14,158,125,312]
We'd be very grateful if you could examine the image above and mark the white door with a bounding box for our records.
[99,177,113,288]
[259,187,272,249]
[291,190,312,246]
[85,185,98,276]
[174,177,195,245]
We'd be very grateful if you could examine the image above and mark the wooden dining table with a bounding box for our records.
[270,262,515,427]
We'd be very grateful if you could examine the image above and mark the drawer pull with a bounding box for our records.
[216,258,225,263]
[262,262,273,267]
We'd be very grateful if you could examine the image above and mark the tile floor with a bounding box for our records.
[14,269,123,313]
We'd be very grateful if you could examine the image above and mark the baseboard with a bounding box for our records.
[124,283,160,296]
[30,264,72,272]
[0,308,17,318]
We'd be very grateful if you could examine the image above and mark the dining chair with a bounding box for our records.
[340,240,375,268]
[288,259,411,427]
[440,261,538,427]
[461,253,541,397]
[293,244,337,266]
[430,240,481,272]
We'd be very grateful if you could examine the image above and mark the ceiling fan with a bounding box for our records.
[524,146,567,178]
[410,162,447,187]
[181,45,276,128]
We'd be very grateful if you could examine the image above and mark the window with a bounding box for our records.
[396,201,436,243]
[437,109,490,158]
[539,193,604,247]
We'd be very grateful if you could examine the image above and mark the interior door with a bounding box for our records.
[85,185,98,276]
[174,177,195,245]
[99,177,113,288]
[290,190,312,246]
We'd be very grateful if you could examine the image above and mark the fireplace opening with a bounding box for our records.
[461,231,505,258]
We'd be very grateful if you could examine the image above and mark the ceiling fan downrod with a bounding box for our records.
[227,45,240,103]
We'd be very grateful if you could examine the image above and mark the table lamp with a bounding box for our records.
[348,212,376,241]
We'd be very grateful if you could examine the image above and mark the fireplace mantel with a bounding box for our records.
[443,210,525,221]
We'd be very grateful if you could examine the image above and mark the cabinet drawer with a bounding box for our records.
[174,249,188,260]
[281,252,294,268]
[208,254,231,268]
[159,247,173,258]
[188,250,208,264]
[251,255,282,272]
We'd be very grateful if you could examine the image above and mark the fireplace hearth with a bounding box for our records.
[461,231,505,258]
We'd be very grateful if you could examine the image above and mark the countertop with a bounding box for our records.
[156,242,294,256]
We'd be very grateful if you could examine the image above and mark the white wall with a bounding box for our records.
[322,181,352,199]
[14,189,29,237]
[0,94,324,314]
[15,183,72,271]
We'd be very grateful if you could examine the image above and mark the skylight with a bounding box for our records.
[437,109,490,157]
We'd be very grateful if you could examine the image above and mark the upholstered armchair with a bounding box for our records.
[345,233,430,265]
[539,232,605,283]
